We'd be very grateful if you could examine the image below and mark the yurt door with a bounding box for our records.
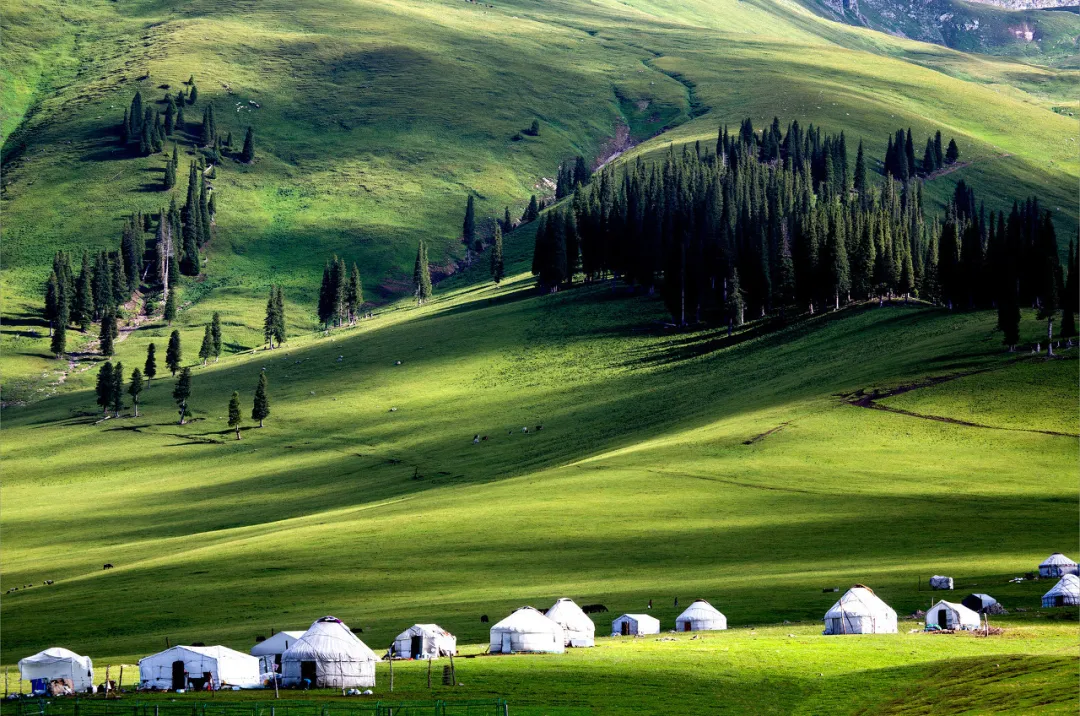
[683,621,692,632]
[621,621,631,636]
[300,661,317,686]
[171,661,186,690]
[937,609,949,628]
[500,632,512,653]
[410,635,423,658]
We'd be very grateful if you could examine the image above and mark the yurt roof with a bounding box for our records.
[140,645,254,664]
[545,599,594,631]
[19,648,91,669]
[285,617,378,661]
[824,586,894,619]
[399,624,453,638]
[617,613,660,626]
[491,607,564,634]
[1040,553,1077,566]
[676,599,724,621]
[251,631,305,655]
[1044,574,1080,597]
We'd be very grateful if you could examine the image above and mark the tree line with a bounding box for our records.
[528,117,1071,349]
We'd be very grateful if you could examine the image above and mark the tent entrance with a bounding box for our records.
[500,632,512,653]
[300,661,317,686]
[1055,595,1065,607]
[683,622,692,632]
[937,609,949,628]
[621,621,631,636]
[171,661,186,691]
[410,635,424,658]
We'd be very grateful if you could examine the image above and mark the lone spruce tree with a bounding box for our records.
[413,240,432,305]
[463,195,476,255]
[99,308,117,357]
[128,368,144,417]
[252,372,270,428]
[273,286,286,346]
[173,367,192,425]
[264,286,277,348]
[145,343,158,385]
[346,264,363,322]
[111,361,124,417]
[166,329,182,376]
[51,323,67,359]
[164,288,177,325]
[96,362,114,416]
[241,127,255,163]
[490,224,504,283]
[211,311,222,361]
[199,324,213,365]
[228,391,242,439]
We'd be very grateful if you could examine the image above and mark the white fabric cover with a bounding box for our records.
[250,631,304,673]
[544,599,596,647]
[1042,574,1080,607]
[611,614,660,636]
[929,575,954,590]
[488,607,565,654]
[282,616,378,688]
[927,600,980,630]
[391,624,457,659]
[18,648,94,692]
[675,600,727,632]
[138,646,261,689]
[1039,553,1078,578]
[823,586,898,635]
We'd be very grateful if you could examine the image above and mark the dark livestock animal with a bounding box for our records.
[581,604,609,614]
[480,614,489,623]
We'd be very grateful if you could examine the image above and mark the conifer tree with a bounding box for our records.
[166,329,182,375]
[145,342,157,385]
[111,253,128,308]
[121,108,131,144]
[945,138,959,164]
[463,195,476,255]
[922,137,935,175]
[934,131,944,168]
[525,195,539,223]
[998,286,1021,351]
[96,362,114,416]
[164,287,178,325]
[139,121,152,156]
[173,367,192,424]
[414,240,432,305]
[74,251,93,331]
[346,264,363,322]
[264,287,278,347]
[51,323,66,358]
[273,286,286,346]
[490,224,505,283]
[853,140,866,202]
[529,119,540,136]
[211,311,222,361]
[164,99,176,136]
[44,270,60,337]
[241,127,255,163]
[252,372,270,428]
[99,308,117,356]
[904,129,915,178]
[200,104,216,147]
[726,270,745,333]
[128,367,144,417]
[92,251,112,319]
[1062,240,1077,338]
[228,391,242,439]
[503,206,513,233]
[130,91,143,135]
[111,361,124,417]
[176,101,185,131]
[188,83,198,105]
[199,324,213,365]
[1036,213,1060,355]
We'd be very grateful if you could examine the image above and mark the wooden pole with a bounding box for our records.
[5,668,9,697]
[104,665,110,699]
[449,653,456,687]
[273,668,279,700]
[388,650,393,693]
[427,658,431,689]
[118,666,124,692]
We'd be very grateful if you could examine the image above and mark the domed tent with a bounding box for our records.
[488,607,564,654]
[675,600,727,632]
[18,648,94,693]
[282,616,379,688]
[250,630,305,674]
[138,646,260,690]
[390,624,457,660]
[926,600,980,630]
[823,585,897,635]
[1038,553,1078,578]
[1042,574,1080,608]
[611,613,660,637]
[545,598,595,647]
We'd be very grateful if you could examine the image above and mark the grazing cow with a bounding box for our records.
[480,615,489,623]
[481,436,489,441]
[103,564,114,570]
[581,604,609,614]
[535,425,543,432]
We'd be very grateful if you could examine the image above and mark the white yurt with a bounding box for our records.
[138,646,261,690]
[1038,553,1078,578]
[390,624,457,660]
[611,613,661,637]
[823,585,898,635]
[961,593,998,614]
[18,648,94,692]
[675,600,727,632]
[544,599,596,647]
[1042,574,1080,608]
[281,616,379,688]
[926,600,981,630]
[488,607,565,654]
[250,630,305,674]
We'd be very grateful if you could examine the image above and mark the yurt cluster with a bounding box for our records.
[15,554,1080,695]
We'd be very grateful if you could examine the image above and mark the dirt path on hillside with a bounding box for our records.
[841,364,1078,438]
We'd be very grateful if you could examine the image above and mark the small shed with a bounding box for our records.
[611,613,660,636]
[488,607,564,654]
[281,616,379,688]
[138,646,260,690]
[1042,574,1080,608]
[18,648,94,692]
[926,600,980,630]
[928,575,953,590]
[391,624,456,660]
[544,598,595,647]
[1038,553,1078,578]
[675,600,727,632]
[961,594,998,614]
[250,631,305,674]
[823,585,897,635]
